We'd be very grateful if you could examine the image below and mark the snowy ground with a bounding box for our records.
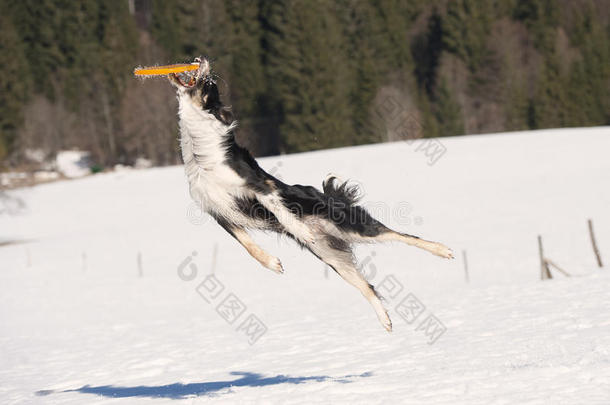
[1,127,609,404]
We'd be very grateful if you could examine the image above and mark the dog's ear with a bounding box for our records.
[218,107,234,125]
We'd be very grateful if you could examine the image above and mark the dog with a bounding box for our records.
[168,57,453,332]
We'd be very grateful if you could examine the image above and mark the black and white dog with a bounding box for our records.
[168,57,453,332]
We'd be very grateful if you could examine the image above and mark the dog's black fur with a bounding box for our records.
[167,57,453,331]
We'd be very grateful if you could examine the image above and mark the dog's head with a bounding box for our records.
[168,57,233,125]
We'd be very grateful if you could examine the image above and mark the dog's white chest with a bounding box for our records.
[178,98,248,219]
[187,164,246,211]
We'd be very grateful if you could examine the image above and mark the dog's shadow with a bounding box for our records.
[36,371,372,399]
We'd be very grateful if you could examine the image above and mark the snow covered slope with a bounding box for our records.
[1,127,609,404]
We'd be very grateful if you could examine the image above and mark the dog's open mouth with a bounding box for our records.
[173,71,197,88]
[170,57,211,88]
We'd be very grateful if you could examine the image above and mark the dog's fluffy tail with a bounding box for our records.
[322,174,363,206]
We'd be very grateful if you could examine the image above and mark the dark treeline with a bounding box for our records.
[1,0,609,169]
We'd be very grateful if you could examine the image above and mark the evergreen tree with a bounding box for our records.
[8,0,64,99]
[412,10,444,96]
[433,78,464,137]
[442,0,493,72]
[513,0,558,51]
[0,14,30,162]
[334,0,383,145]
[529,51,570,129]
[222,1,272,155]
[1,0,609,166]
[264,0,355,153]
[565,6,610,126]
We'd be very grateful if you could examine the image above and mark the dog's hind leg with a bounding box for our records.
[375,230,454,259]
[344,212,453,259]
[310,238,392,332]
[217,221,284,274]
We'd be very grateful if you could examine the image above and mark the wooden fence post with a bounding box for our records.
[545,258,571,277]
[588,219,603,268]
[538,235,552,280]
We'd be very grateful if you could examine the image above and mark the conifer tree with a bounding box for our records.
[434,79,464,137]
[0,14,30,161]
[442,0,493,72]
[264,0,355,152]
[1,0,609,166]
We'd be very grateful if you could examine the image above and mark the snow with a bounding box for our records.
[55,150,91,178]
[1,127,609,404]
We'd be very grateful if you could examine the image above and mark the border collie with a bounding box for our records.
[168,57,453,332]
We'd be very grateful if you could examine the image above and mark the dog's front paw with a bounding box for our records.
[264,256,284,274]
[379,311,393,332]
[431,243,454,259]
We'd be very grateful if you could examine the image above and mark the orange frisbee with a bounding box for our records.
[134,63,199,77]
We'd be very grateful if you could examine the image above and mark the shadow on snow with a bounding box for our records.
[36,371,372,399]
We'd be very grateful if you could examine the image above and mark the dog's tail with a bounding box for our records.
[322,174,363,206]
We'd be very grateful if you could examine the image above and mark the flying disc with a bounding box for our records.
[134,63,199,77]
